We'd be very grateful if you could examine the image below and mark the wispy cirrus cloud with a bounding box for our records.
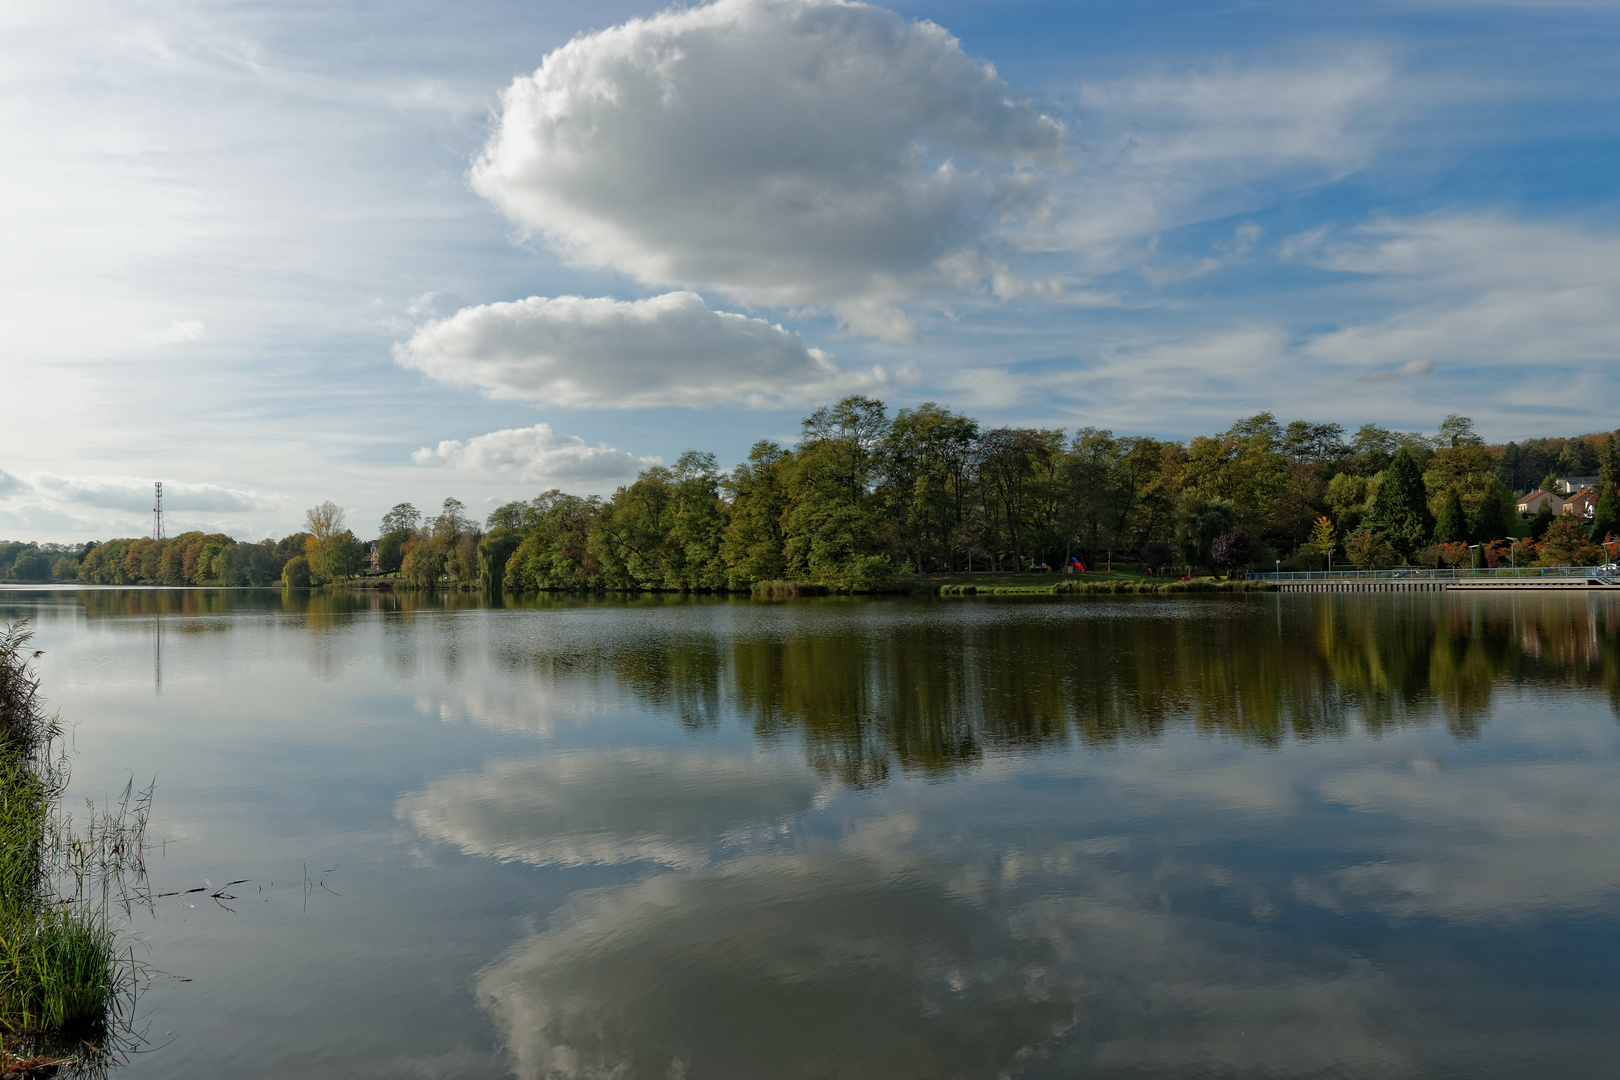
[1298,214,1620,372]
[22,473,276,514]
[145,319,207,346]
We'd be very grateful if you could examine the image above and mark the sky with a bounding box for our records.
[1,0,1618,543]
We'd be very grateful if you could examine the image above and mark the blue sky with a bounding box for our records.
[2,0,1617,541]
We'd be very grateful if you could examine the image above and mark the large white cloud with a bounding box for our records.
[470,0,1065,338]
[412,422,661,487]
[394,291,884,407]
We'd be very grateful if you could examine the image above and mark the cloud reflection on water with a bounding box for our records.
[476,818,1414,1079]
[401,751,821,869]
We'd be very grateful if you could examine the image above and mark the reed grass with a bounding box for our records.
[1,622,146,1075]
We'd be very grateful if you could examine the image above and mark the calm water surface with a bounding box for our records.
[3,587,1619,1079]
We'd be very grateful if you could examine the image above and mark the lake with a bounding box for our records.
[3,587,1619,1079]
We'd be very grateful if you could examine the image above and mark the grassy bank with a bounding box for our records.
[1,622,143,1074]
[312,570,1274,600]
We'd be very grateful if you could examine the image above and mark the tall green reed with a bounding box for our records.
[1,622,148,1075]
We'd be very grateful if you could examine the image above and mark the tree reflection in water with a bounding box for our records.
[487,594,1620,785]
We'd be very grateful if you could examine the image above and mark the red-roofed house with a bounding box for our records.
[1518,490,1563,515]
[1560,487,1600,520]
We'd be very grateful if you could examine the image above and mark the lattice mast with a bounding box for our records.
[153,481,165,540]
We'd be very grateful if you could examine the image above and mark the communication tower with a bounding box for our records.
[153,481,165,540]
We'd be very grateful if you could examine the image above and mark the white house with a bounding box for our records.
[1555,475,1600,495]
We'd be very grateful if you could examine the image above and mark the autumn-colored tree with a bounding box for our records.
[1345,529,1393,570]
[1537,515,1603,567]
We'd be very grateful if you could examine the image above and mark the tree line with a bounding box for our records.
[389,401,1620,592]
[15,399,1620,590]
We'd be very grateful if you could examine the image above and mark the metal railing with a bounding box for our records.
[1255,565,1617,582]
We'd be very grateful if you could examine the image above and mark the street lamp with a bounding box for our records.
[1467,543,1480,574]
[1503,537,1518,569]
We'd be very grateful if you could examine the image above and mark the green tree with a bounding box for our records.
[1529,503,1555,540]
[800,396,888,507]
[380,503,421,540]
[592,466,677,588]
[722,442,792,587]
[1557,438,1599,477]
[325,531,365,580]
[9,550,50,582]
[1177,497,1237,571]
[376,533,404,574]
[1432,487,1466,544]
[977,427,1054,569]
[400,535,446,588]
[1182,413,1286,535]
[477,528,522,594]
[1371,447,1433,555]
[1590,485,1620,545]
[878,403,978,572]
[1599,432,1620,490]
[503,492,603,591]
[1438,414,1483,447]
[281,555,312,588]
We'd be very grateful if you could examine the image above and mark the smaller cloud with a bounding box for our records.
[412,423,661,488]
[1360,358,1435,383]
[395,291,884,408]
[402,751,821,869]
[0,469,22,498]
[146,319,207,346]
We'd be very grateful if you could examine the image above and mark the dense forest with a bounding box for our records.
[9,400,1620,590]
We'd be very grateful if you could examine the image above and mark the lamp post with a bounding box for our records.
[1504,537,1518,569]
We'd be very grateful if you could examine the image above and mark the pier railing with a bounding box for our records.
[1255,565,1616,583]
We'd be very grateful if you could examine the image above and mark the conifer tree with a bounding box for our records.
[1370,447,1433,555]
[1433,487,1466,544]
